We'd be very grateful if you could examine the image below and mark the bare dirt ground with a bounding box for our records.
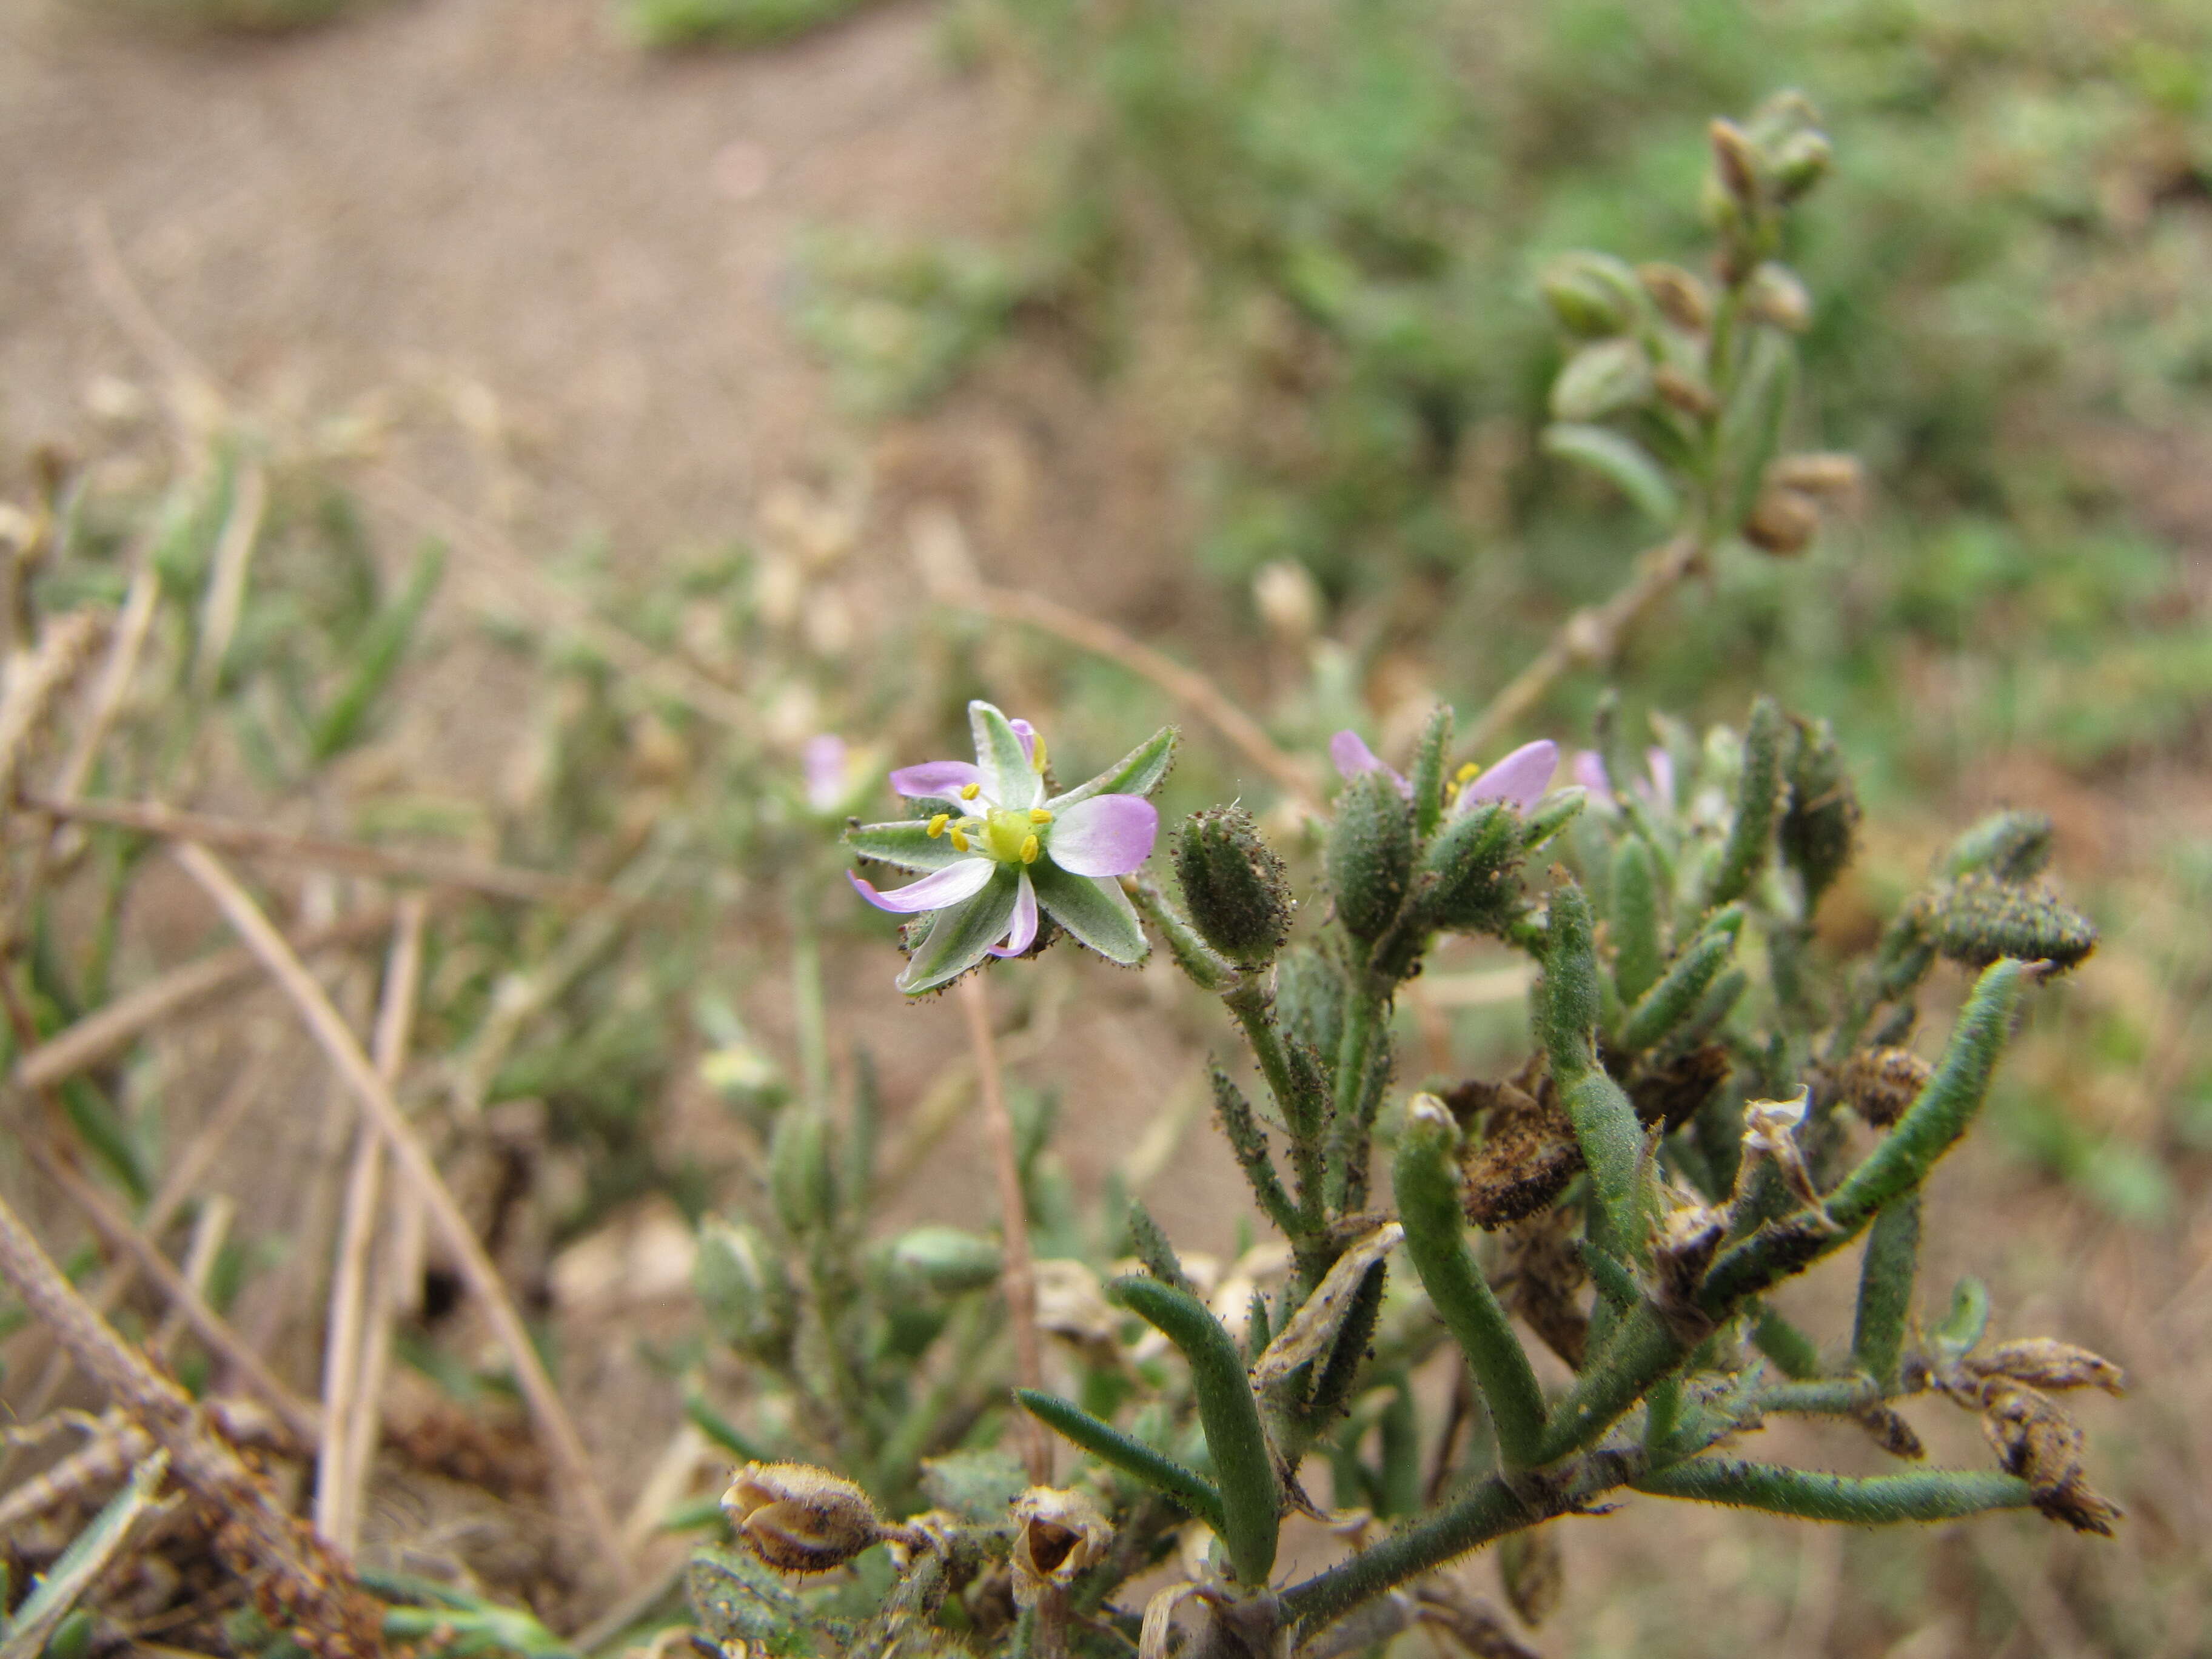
[2,1,2205,1652]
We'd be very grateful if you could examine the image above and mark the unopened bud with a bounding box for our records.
[724,1463,885,1572]
[1540,251,1644,339]
[1768,452,1863,503]
[891,1225,1003,1296]
[1654,365,1718,419]
[1011,1487,1113,1592]
[769,1110,838,1236]
[1174,806,1293,968]
[696,1219,797,1361]
[1252,560,1322,643]
[1837,1046,1930,1128]
[1771,129,1833,201]
[1709,118,1763,207]
[1419,799,1524,933]
[1743,486,1820,555]
[1327,768,1414,942]
[1926,873,2097,973]
[1549,338,1655,423]
[1638,262,1712,332]
[1744,262,1812,332]
[1778,714,1860,902]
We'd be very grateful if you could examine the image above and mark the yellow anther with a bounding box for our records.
[927,814,950,839]
[1455,762,1481,783]
[950,828,970,853]
[1031,735,1050,773]
[1020,834,1041,864]
[959,782,982,801]
[1028,808,1053,824]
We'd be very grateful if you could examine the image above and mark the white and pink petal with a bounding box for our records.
[1047,794,1159,878]
[848,858,996,914]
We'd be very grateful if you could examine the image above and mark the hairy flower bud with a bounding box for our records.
[1743,486,1820,555]
[696,1218,797,1362]
[1744,262,1813,332]
[1173,807,1293,968]
[1638,262,1712,332]
[769,1109,838,1236]
[1327,768,1414,942]
[1550,338,1655,423]
[1420,799,1524,933]
[891,1225,1004,1296]
[1771,128,1833,200]
[1926,873,2097,973]
[724,1463,886,1572]
[1540,251,1644,339]
[1837,1045,1931,1128]
[1778,714,1860,902]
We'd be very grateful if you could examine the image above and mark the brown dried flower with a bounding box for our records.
[1966,1338,2127,1398]
[723,1462,886,1573]
[1837,1046,1930,1128]
[1011,1486,1113,1594]
[1499,1207,1589,1369]
[1449,1074,1583,1228]
[1979,1384,2123,1537]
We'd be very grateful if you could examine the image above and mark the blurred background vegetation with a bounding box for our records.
[2,0,2208,1653]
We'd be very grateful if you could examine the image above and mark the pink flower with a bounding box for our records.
[1330,730,1558,816]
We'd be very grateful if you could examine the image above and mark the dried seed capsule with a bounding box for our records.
[1638,261,1712,332]
[1838,1046,1931,1128]
[1011,1486,1113,1592]
[1709,118,1764,207]
[723,1463,885,1572]
[1965,1338,2126,1396]
[1449,1076,1583,1228]
[1743,486,1820,555]
[1978,1384,2122,1536]
[1743,262,1813,333]
[1654,365,1719,419]
[1768,451,1865,503]
[1173,806,1293,968]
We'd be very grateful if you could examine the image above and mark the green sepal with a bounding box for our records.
[845,820,970,873]
[896,866,1022,995]
[1050,725,1181,809]
[1016,1388,1225,1532]
[1030,860,1148,965]
[1520,788,1588,853]
[1108,1276,1279,1585]
[1419,800,1523,933]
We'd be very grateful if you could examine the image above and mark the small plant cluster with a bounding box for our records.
[678,686,2122,1659]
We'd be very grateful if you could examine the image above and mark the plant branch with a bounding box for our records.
[1633,1458,2033,1522]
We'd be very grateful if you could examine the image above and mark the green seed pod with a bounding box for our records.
[1771,128,1833,200]
[1327,767,1415,942]
[1540,251,1645,339]
[1419,799,1523,933]
[1550,338,1655,423]
[695,1218,796,1361]
[1173,806,1293,968]
[1779,715,1860,905]
[769,1109,837,1237]
[1943,810,2054,883]
[1927,874,2096,972]
[891,1224,1003,1296]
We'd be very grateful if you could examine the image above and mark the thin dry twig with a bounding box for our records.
[12,906,394,1091]
[0,611,104,806]
[23,1138,322,1447]
[172,842,633,1583]
[0,1184,384,1655]
[1458,534,1705,757]
[944,577,1321,811]
[149,1195,234,1364]
[315,897,426,1555]
[960,974,1050,1484]
[23,793,613,907]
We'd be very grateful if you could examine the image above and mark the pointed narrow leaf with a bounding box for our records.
[1543,423,1679,525]
[1016,1389,1225,1531]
